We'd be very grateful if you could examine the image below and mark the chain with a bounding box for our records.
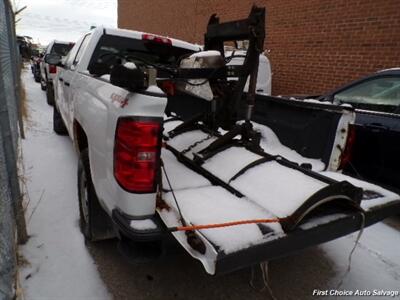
[181,134,214,155]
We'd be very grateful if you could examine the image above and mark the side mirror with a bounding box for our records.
[44,53,62,66]
[110,64,147,92]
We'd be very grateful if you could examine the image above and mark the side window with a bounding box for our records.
[64,42,81,69]
[73,34,91,67]
[45,43,52,55]
[334,76,400,108]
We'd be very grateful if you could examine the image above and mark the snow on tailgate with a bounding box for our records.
[158,118,400,274]
[163,186,282,253]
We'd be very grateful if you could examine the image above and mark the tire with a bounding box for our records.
[46,83,55,105]
[53,105,68,135]
[40,79,46,91]
[78,149,115,242]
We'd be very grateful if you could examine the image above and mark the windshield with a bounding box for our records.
[51,43,74,56]
[334,76,400,112]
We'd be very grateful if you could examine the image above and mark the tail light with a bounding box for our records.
[142,33,172,46]
[160,80,176,96]
[49,64,57,74]
[114,118,162,193]
[339,125,356,170]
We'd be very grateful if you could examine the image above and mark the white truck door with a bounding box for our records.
[56,35,90,133]
[56,42,81,133]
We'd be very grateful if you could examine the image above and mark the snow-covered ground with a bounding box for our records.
[18,67,400,299]
[19,68,110,299]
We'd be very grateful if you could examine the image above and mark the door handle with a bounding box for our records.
[64,81,70,86]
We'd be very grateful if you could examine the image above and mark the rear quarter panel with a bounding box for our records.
[72,74,167,217]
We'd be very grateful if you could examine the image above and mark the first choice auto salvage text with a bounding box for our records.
[313,289,399,297]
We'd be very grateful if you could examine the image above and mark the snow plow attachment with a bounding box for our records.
[157,131,400,275]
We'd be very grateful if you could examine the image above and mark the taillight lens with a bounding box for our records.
[114,118,161,193]
[49,64,57,74]
[160,81,176,96]
[142,33,172,45]
[339,125,356,170]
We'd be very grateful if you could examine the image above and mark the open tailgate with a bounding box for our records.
[157,120,400,275]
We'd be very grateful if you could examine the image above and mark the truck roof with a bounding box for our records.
[50,40,73,45]
[101,27,201,52]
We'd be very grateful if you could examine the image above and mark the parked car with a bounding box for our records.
[44,8,400,275]
[40,40,74,104]
[31,53,44,85]
[297,69,400,193]
[17,35,32,59]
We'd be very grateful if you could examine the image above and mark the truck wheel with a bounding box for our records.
[53,106,68,135]
[78,149,115,242]
[40,79,46,91]
[46,83,55,105]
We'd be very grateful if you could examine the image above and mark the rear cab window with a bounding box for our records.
[88,34,195,75]
[51,43,74,57]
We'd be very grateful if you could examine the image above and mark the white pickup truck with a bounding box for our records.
[45,7,400,275]
[41,40,74,105]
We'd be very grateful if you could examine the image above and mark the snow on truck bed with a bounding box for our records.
[159,118,400,269]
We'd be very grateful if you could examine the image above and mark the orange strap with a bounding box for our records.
[174,218,285,232]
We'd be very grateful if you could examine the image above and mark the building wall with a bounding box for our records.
[118,0,400,95]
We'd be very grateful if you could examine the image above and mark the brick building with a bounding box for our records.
[118,0,400,95]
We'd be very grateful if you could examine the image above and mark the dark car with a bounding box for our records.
[312,69,400,192]
[31,53,44,85]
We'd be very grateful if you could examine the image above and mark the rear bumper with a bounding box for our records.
[214,200,400,275]
[111,209,165,242]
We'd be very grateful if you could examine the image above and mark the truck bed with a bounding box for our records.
[156,96,400,275]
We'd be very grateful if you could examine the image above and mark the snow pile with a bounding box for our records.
[130,219,157,230]
[167,129,217,154]
[165,121,325,171]
[163,119,182,133]
[252,122,326,171]
[230,161,328,217]
[161,149,210,190]
[299,213,348,230]
[202,147,262,182]
[100,74,110,81]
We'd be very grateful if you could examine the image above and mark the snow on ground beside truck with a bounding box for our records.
[19,69,110,300]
